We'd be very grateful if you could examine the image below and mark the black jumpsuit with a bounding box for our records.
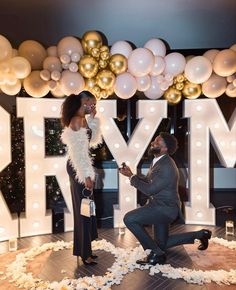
[66,128,98,260]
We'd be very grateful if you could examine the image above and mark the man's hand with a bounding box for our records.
[119,164,133,177]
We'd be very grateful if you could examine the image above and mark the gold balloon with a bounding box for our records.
[99,59,108,69]
[78,55,99,78]
[100,45,109,53]
[100,90,108,99]
[109,54,128,75]
[164,88,182,105]
[85,78,96,90]
[91,48,100,58]
[176,82,184,90]
[176,74,185,83]
[82,31,102,54]
[100,51,110,61]
[96,69,116,90]
[182,82,202,99]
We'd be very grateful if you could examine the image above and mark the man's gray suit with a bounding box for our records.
[124,154,203,255]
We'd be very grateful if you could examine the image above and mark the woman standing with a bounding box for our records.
[60,91,102,266]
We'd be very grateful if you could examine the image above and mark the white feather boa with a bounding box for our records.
[61,117,102,183]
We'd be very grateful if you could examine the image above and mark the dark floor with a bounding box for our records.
[0,224,235,290]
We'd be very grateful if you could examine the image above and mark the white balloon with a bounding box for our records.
[71,52,81,62]
[144,38,166,57]
[69,62,78,72]
[40,69,51,81]
[60,70,85,96]
[144,76,164,99]
[57,36,83,57]
[128,48,154,77]
[110,41,133,58]
[150,56,165,76]
[136,75,151,91]
[114,72,137,99]
[164,52,186,76]
[185,56,212,84]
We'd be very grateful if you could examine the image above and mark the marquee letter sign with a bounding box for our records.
[184,99,236,225]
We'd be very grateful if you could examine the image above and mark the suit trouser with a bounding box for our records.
[124,203,202,255]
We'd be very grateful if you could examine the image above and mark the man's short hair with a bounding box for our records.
[160,132,178,155]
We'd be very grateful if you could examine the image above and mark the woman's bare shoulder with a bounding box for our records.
[69,116,83,131]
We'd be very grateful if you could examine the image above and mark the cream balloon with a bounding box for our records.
[51,70,61,81]
[11,49,19,57]
[213,49,236,77]
[51,84,65,98]
[0,35,12,62]
[144,76,164,99]
[203,49,219,63]
[60,70,85,96]
[136,75,151,91]
[60,54,70,64]
[1,79,21,95]
[230,44,236,52]
[5,73,18,85]
[10,56,31,79]
[110,41,133,58]
[164,52,186,77]
[18,40,47,70]
[57,36,83,57]
[144,38,166,57]
[40,69,51,81]
[0,61,10,74]
[48,80,57,90]
[128,48,154,77]
[225,83,236,97]
[114,72,137,99]
[202,73,227,98]
[150,56,165,76]
[43,56,62,72]
[185,56,212,84]
[23,71,49,97]
[47,46,58,57]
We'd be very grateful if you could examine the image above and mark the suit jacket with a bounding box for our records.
[131,154,185,222]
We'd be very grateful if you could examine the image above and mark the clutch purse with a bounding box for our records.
[80,188,96,217]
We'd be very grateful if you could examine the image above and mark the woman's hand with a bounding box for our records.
[90,106,97,118]
[85,177,94,191]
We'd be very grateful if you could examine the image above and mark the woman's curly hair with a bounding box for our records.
[60,91,95,127]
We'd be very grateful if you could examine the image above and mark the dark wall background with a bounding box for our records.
[0,0,235,49]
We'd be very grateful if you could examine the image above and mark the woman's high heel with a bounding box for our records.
[82,258,97,265]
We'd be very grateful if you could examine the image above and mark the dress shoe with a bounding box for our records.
[198,229,212,250]
[137,251,166,265]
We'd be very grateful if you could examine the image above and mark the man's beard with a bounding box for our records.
[148,146,161,156]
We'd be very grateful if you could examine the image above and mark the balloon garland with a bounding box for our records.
[0,32,236,104]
